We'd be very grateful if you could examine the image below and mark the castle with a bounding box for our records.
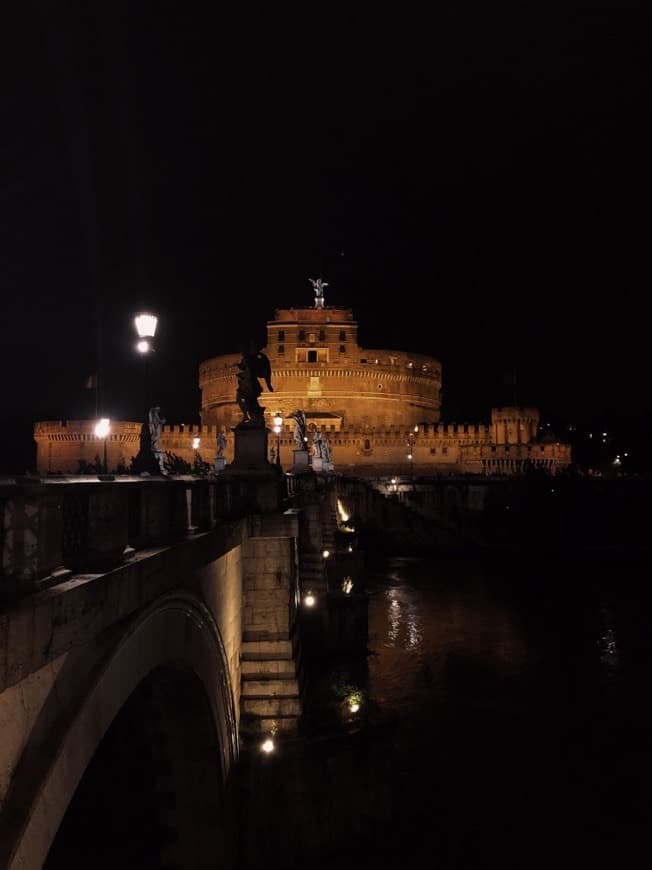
[34,292,571,476]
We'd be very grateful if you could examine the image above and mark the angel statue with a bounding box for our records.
[309,277,328,309]
[235,340,274,425]
[216,429,227,457]
[291,409,308,448]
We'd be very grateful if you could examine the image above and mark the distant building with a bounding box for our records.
[34,298,571,476]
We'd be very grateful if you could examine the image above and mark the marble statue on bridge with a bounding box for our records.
[291,409,308,449]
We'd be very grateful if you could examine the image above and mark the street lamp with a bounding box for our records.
[134,312,158,410]
[133,312,159,475]
[134,312,158,355]
[273,414,283,467]
[406,425,418,480]
[192,436,201,471]
[94,417,111,475]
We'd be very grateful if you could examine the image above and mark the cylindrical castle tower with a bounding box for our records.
[199,307,442,431]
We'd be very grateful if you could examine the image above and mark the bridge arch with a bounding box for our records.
[2,592,238,870]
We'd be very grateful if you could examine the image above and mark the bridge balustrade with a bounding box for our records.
[0,474,289,604]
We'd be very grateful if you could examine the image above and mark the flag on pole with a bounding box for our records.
[84,373,98,390]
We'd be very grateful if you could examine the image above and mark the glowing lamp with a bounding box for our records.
[134,313,158,354]
[261,738,275,754]
[134,312,158,339]
[94,418,111,439]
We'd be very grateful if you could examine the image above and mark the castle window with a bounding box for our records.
[319,329,326,341]
[360,358,367,364]
[278,330,285,342]
[364,439,371,450]
[339,330,346,341]
[278,345,284,354]
[339,345,346,353]
[442,446,448,454]
[377,383,383,390]
[298,329,306,341]
[430,448,436,455]
[308,350,317,363]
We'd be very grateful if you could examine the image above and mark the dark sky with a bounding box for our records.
[2,1,650,465]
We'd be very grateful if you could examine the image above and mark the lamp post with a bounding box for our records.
[406,424,418,481]
[133,312,159,475]
[134,312,158,410]
[273,414,283,468]
[94,417,111,475]
[192,436,201,472]
[134,312,158,356]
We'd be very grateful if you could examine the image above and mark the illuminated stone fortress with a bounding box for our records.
[34,287,571,476]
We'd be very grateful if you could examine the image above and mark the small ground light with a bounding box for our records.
[261,737,275,754]
[342,577,353,594]
[304,592,316,607]
[345,692,363,714]
[322,549,330,558]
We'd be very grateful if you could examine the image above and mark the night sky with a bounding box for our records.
[2,2,650,470]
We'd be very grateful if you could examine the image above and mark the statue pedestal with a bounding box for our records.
[291,448,311,474]
[220,423,284,514]
[214,456,226,475]
[230,423,272,469]
[311,456,324,472]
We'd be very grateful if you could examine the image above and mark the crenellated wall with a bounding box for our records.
[33,421,234,474]
[33,412,570,476]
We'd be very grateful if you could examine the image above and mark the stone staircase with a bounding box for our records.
[240,637,304,739]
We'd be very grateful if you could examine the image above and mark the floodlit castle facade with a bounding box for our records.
[34,299,571,476]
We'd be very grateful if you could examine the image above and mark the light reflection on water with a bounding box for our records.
[301,553,652,868]
[384,587,423,649]
[366,556,533,721]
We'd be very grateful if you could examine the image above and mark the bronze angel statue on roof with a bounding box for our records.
[309,277,327,309]
[235,340,273,425]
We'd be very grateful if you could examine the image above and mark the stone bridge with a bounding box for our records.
[0,472,312,869]
[9,463,636,867]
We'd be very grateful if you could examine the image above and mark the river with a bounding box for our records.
[287,551,652,869]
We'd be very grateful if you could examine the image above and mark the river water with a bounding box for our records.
[293,551,652,869]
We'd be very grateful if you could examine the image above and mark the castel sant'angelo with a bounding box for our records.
[34,285,571,476]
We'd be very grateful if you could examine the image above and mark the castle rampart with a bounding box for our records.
[33,414,570,477]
